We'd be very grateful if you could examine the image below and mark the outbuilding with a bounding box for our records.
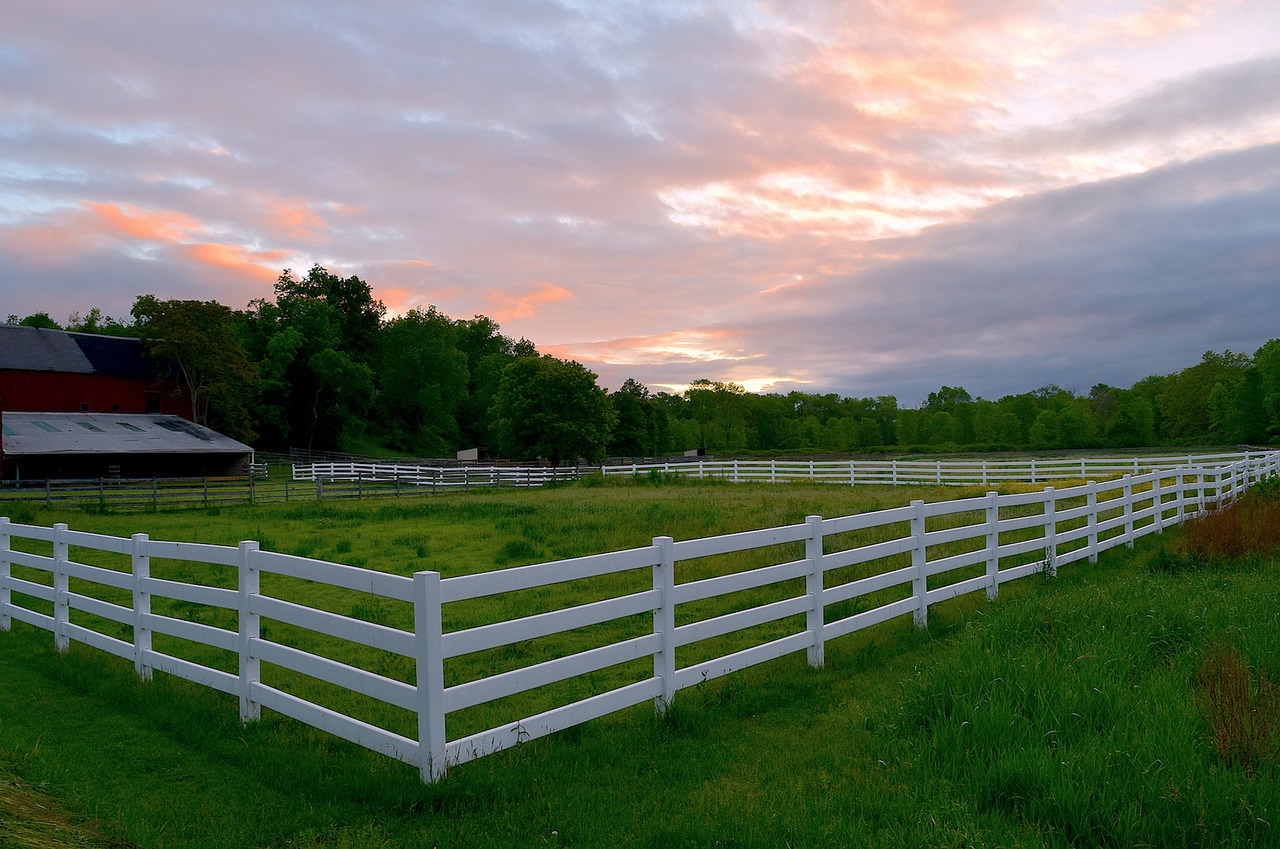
[0,412,253,481]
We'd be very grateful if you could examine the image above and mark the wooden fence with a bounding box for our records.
[0,466,579,512]
[1,452,1276,783]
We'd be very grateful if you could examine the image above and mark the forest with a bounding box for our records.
[7,265,1279,463]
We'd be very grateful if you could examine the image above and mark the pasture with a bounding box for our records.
[2,476,1279,847]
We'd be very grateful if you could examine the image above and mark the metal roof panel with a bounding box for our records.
[1,413,252,456]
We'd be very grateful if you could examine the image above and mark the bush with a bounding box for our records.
[1196,645,1280,776]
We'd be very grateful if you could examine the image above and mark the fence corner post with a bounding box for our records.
[238,540,262,724]
[0,516,10,632]
[132,533,152,680]
[985,492,999,600]
[652,536,677,713]
[53,522,69,652]
[413,570,447,783]
[911,500,928,629]
[805,515,825,667]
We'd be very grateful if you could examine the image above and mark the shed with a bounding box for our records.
[1,412,253,481]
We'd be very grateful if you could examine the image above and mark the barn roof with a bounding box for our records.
[1,412,252,457]
[0,326,160,378]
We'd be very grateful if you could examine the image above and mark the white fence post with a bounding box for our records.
[1175,471,1185,524]
[911,500,927,628]
[53,522,69,652]
[132,533,152,680]
[238,540,261,723]
[1123,475,1135,548]
[414,570,447,783]
[1086,482,1099,563]
[1152,473,1163,534]
[805,515,825,668]
[653,536,677,713]
[1043,487,1057,577]
[0,517,10,632]
[985,491,999,600]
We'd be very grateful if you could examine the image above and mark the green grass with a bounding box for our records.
[2,479,1278,847]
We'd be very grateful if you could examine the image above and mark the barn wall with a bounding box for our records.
[0,371,190,417]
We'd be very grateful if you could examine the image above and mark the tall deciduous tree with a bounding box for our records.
[376,307,468,455]
[492,355,614,466]
[131,296,258,440]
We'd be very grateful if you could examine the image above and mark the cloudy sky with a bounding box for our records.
[2,1,1278,404]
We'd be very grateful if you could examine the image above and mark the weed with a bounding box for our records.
[1195,645,1280,776]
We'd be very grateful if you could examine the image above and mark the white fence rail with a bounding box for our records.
[3,452,1277,783]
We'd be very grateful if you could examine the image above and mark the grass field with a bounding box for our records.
[2,477,1279,847]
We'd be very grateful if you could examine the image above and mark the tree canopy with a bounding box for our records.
[492,355,614,466]
[14,270,1279,459]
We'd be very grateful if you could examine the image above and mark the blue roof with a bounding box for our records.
[0,326,160,378]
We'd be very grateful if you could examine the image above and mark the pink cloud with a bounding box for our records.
[484,282,573,321]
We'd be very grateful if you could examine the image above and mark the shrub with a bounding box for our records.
[1195,645,1280,777]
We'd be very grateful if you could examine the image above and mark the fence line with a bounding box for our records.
[292,463,582,489]
[595,451,1268,486]
[1,452,1276,783]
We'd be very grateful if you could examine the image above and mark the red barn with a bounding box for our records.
[0,325,242,482]
[0,325,190,416]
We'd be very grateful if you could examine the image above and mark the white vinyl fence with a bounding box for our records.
[293,463,581,489]
[598,451,1270,486]
[2,452,1277,783]
[294,451,1269,490]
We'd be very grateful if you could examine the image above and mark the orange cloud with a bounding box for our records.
[85,201,204,242]
[264,197,328,241]
[182,243,290,283]
[484,282,573,321]
[556,329,757,366]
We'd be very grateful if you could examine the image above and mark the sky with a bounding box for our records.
[2,1,1278,405]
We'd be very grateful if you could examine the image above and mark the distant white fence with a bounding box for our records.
[2,452,1277,783]
[295,451,1269,490]
[293,462,581,489]
[599,451,1270,486]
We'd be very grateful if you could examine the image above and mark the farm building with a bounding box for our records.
[0,324,189,416]
[0,412,253,481]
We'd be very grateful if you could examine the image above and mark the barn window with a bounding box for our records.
[80,402,90,412]
[77,421,105,433]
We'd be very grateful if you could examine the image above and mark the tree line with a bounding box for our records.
[7,265,1279,462]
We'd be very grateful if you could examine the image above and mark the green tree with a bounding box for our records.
[240,280,375,450]
[1255,339,1280,441]
[375,307,468,455]
[65,307,134,336]
[5,312,61,329]
[131,296,258,440]
[1156,351,1251,444]
[492,355,614,466]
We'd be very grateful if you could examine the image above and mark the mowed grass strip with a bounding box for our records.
[1,479,1277,847]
